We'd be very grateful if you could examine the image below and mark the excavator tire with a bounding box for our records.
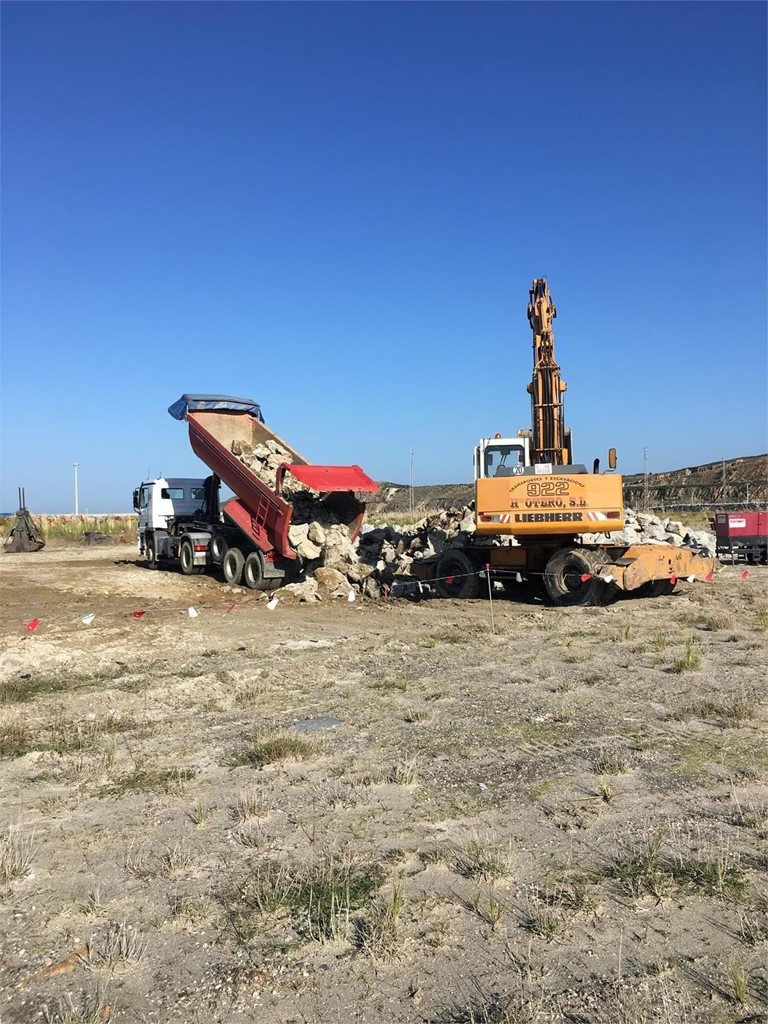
[222,547,245,586]
[434,549,483,599]
[544,547,613,607]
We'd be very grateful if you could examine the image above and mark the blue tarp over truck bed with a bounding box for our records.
[168,395,264,421]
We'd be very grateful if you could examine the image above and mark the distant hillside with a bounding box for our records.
[623,453,767,508]
[370,454,767,515]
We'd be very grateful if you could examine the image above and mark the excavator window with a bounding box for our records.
[484,445,525,478]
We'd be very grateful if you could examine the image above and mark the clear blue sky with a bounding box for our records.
[1,1,766,513]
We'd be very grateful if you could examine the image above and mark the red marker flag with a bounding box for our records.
[445,576,454,585]
[132,610,146,619]
[741,570,749,579]
[705,571,714,582]
[669,576,677,586]
[25,618,40,633]
[580,574,592,582]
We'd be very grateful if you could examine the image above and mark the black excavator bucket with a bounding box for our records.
[3,488,45,553]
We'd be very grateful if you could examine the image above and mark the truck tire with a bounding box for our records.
[145,534,158,570]
[544,547,613,607]
[211,534,228,563]
[222,547,245,585]
[434,549,483,599]
[243,551,265,590]
[180,539,202,576]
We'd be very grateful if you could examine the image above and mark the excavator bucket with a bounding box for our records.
[3,489,45,553]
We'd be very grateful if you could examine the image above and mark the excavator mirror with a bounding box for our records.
[608,448,617,470]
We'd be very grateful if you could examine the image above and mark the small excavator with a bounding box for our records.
[3,488,45,553]
[431,278,716,605]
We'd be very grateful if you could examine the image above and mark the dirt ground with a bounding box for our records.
[0,545,766,1024]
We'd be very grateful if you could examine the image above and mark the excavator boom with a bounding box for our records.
[526,278,571,465]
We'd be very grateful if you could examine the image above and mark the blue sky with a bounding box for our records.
[1,1,766,513]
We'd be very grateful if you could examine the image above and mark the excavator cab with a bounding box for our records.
[474,437,530,480]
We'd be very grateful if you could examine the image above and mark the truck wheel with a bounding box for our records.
[243,551,265,590]
[180,539,202,576]
[222,547,245,585]
[145,534,158,570]
[211,534,228,563]
[544,547,612,607]
[434,549,483,599]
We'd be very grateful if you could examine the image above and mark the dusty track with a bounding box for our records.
[1,546,766,1023]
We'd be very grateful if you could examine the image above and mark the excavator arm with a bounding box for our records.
[526,278,572,465]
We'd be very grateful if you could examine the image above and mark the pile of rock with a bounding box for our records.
[578,507,715,555]
[231,438,291,489]
[231,441,359,569]
[273,507,477,603]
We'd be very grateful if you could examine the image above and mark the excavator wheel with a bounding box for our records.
[434,549,483,600]
[543,547,614,607]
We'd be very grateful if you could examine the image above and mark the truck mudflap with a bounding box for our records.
[594,544,717,591]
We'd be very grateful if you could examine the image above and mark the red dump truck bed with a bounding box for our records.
[183,403,378,560]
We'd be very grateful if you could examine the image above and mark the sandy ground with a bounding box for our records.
[0,544,767,1024]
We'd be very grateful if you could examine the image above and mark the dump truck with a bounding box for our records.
[714,511,768,564]
[133,395,378,588]
[428,279,717,605]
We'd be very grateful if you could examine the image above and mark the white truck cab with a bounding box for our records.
[133,477,207,534]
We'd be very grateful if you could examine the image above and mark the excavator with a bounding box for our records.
[431,278,716,605]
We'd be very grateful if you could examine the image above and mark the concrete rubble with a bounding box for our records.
[578,507,716,556]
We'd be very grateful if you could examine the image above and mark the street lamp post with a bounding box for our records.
[73,463,79,515]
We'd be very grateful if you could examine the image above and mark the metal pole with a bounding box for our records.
[643,447,649,511]
[73,463,79,515]
[409,449,414,516]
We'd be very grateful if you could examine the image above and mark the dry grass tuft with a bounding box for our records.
[355,875,405,959]
[592,744,632,775]
[0,824,36,882]
[456,835,512,881]
[91,920,147,968]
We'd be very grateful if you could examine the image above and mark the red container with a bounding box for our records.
[715,511,768,564]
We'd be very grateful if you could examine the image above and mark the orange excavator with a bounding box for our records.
[431,278,716,605]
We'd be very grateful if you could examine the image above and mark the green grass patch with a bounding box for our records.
[103,766,196,797]
[689,695,758,728]
[220,856,385,944]
[369,677,408,693]
[0,714,136,760]
[605,831,747,902]
[232,733,316,768]
[669,637,701,674]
